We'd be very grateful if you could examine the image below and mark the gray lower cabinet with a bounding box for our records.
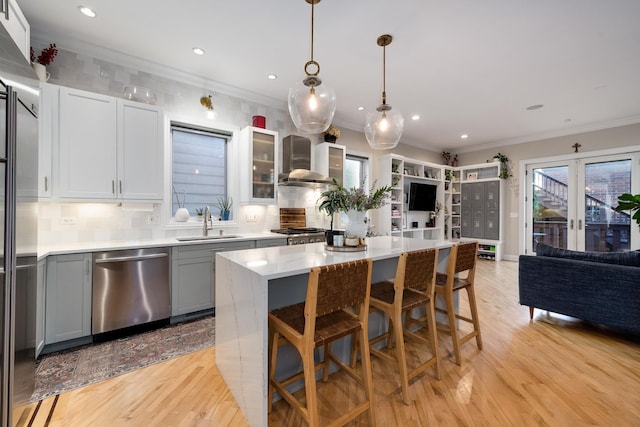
[36,258,46,358]
[171,240,255,317]
[256,238,287,248]
[45,253,92,345]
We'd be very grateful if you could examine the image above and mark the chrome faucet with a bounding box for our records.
[203,206,212,236]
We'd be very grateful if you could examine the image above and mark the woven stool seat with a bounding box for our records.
[270,302,362,347]
[370,281,429,312]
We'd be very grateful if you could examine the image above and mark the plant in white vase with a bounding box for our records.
[318,179,391,245]
[173,185,189,222]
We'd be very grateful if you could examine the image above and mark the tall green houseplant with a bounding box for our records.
[615,193,640,228]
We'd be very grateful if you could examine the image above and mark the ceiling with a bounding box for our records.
[19,0,640,152]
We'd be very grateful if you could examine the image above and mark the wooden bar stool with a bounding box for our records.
[367,248,441,405]
[435,241,482,365]
[268,259,375,426]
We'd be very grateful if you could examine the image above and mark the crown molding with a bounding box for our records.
[31,30,288,111]
[452,115,640,154]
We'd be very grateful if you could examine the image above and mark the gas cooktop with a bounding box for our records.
[270,228,325,235]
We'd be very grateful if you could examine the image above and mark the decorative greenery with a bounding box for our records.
[30,43,58,66]
[172,185,185,208]
[614,193,640,228]
[489,153,512,179]
[318,179,392,229]
[195,208,204,216]
[215,196,233,213]
[323,124,341,139]
[444,170,453,181]
[441,151,451,165]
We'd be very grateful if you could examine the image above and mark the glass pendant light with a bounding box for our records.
[365,34,404,150]
[288,0,336,134]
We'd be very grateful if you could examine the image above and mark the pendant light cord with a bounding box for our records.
[310,1,315,63]
[382,42,387,105]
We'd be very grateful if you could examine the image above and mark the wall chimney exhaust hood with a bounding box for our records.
[278,135,333,187]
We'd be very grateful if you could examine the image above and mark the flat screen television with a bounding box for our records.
[408,182,437,211]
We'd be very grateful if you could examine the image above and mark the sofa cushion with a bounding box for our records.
[536,243,640,267]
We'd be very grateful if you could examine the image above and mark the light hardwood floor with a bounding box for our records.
[15,259,640,426]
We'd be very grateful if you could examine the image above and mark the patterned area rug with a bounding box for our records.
[30,315,215,403]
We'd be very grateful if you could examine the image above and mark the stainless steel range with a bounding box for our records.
[270,228,326,245]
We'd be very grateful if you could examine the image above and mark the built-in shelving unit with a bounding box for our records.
[381,157,504,260]
[379,155,445,240]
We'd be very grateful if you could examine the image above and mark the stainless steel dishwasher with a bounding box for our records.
[92,247,170,334]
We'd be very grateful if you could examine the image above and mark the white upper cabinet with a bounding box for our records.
[1,0,31,63]
[58,87,118,199]
[51,85,163,200]
[239,126,278,204]
[118,100,163,199]
[314,142,345,186]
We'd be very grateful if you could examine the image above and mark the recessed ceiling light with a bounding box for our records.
[78,6,96,18]
[267,74,277,80]
[461,134,468,139]
[357,106,365,111]
[411,114,420,121]
[192,47,205,56]
[526,104,544,111]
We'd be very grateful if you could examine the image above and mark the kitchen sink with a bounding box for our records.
[176,235,241,242]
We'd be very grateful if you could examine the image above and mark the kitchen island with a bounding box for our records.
[215,236,453,427]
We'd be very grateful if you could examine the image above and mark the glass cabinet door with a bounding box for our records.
[327,145,344,185]
[250,130,275,201]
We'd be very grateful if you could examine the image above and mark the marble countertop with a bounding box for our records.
[38,232,287,258]
[217,236,453,280]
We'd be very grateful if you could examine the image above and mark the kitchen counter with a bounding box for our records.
[214,236,453,427]
[37,232,285,259]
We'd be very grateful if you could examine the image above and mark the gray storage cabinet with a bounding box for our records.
[171,240,255,317]
[461,181,500,240]
[45,253,92,344]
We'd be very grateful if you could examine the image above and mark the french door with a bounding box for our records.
[525,152,638,254]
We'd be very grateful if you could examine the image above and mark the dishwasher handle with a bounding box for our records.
[95,253,169,264]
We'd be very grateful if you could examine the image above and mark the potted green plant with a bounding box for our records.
[614,193,640,228]
[318,180,347,245]
[318,179,392,245]
[489,153,512,179]
[215,196,233,221]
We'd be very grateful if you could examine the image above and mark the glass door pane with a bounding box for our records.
[531,165,570,251]
[581,159,631,252]
[251,130,275,200]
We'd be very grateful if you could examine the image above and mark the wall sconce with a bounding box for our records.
[200,94,216,119]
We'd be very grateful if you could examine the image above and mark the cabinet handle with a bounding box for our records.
[112,180,115,194]
[578,219,583,230]
[1,0,8,20]
[119,180,122,194]
[86,259,91,276]
[569,219,574,230]
[44,176,48,192]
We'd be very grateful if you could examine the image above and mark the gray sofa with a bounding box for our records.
[518,243,640,334]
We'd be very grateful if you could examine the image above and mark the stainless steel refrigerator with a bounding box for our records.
[1,26,40,427]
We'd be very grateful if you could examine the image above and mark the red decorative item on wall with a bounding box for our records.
[252,115,266,128]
